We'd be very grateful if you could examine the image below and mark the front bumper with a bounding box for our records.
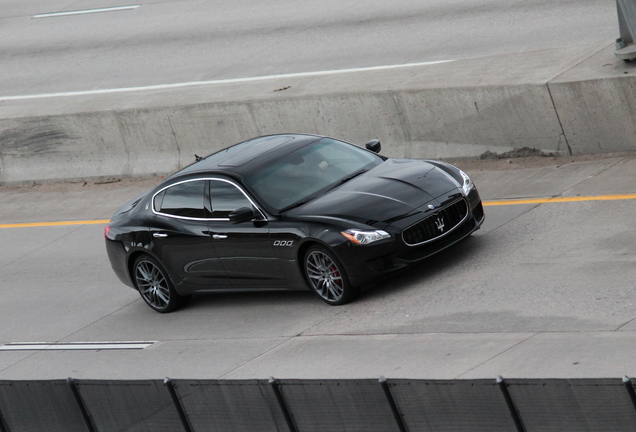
[342,191,484,287]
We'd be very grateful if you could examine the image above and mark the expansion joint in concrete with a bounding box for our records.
[167,113,182,163]
[546,83,572,156]
[390,93,410,157]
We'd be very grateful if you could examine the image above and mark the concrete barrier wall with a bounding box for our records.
[1,42,634,184]
[548,43,636,156]
[550,76,636,155]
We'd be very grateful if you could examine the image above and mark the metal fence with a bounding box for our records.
[1,377,636,431]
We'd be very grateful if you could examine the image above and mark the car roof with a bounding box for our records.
[171,133,324,180]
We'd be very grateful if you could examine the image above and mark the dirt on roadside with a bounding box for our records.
[0,176,165,194]
[448,150,636,172]
[1,149,635,194]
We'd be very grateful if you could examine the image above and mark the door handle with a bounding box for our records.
[212,234,228,239]
[153,233,168,238]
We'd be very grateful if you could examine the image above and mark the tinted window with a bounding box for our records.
[155,180,208,218]
[245,138,382,212]
[210,180,252,218]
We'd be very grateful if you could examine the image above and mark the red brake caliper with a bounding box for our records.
[331,265,340,286]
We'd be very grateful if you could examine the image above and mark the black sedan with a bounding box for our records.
[105,134,484,312]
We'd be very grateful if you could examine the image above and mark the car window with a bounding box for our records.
[209,180,253,218]
[154,180,209,219]
[245,138,382,212]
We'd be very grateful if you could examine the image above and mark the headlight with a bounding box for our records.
[341,229,390,245]
[459,170,475,196]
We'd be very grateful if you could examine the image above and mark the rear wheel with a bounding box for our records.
[132,256,191,313]
[304,246,358,305]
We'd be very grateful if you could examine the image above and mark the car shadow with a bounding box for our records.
[186,290,318,310]
[357,234,486,302]
[149,235,487,312]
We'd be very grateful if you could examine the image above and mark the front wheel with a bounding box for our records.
[132,256,191,313]
[304,246,358,305]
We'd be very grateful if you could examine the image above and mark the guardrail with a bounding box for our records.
[2,377,636,431]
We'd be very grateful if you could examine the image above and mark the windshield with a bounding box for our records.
[245,138,383,212]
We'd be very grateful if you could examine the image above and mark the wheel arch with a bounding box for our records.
[296,237,357,289]
[299,241,359,305]
[126,249,182,291]
[127,250,149,285]
[296,240,323,287]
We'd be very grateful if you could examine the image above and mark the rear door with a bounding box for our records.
[150,179,228,287]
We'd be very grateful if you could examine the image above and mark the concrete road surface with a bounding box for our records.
[0,153,635,380]
[1,0,616,97]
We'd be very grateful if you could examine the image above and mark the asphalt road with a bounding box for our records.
[1,0,616,97]
[0,154,635,380]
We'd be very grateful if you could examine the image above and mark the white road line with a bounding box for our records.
[0,60,454,102]
[0,341,155,351]
[33,5,141,19]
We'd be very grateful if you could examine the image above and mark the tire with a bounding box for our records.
[304,245,358,305]
[132,255,191,313]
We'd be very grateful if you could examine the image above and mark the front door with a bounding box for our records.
[207,179,286,287]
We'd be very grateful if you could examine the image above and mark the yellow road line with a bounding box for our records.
[0,219,110,229]
[0,193,635,228]
[483,193,636,206]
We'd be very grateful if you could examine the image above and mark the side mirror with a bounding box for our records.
[228,207,255,224]
[365,139,381,153]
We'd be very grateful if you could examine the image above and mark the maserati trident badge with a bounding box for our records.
[435,216,445,232]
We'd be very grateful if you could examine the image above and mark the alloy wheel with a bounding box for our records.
[305,249,345,303]
[134,259,172,310]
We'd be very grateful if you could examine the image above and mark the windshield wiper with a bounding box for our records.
[279,170,368,213]
[330,169,368,190]
[279,199,312,213]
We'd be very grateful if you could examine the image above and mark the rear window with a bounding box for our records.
[153,180,209,219]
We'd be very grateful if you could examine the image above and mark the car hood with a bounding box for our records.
[285,159,461,226]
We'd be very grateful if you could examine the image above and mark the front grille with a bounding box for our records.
[402,198,469,246]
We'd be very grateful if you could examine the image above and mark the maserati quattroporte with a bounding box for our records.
[105,134,484,312]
